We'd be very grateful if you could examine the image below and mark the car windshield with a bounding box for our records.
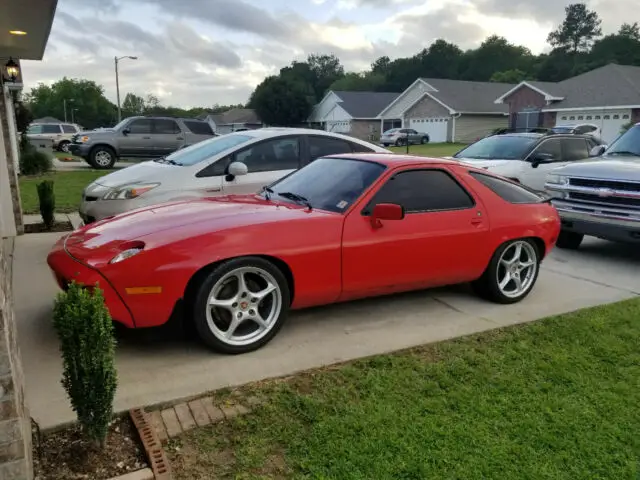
[111,118,131,131]
[383,129,400,135]
[165,134,253,166]
[265,157,386,213]
[453,135,538,160]
[603,124,640,157]
[27,124,43,134]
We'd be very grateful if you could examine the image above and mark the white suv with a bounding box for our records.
[26,122,82,153]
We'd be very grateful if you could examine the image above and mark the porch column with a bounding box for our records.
[0,86,23,235]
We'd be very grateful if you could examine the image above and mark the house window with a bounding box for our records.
[586,116,592,120]
[623,114,630,119]
[569,116,575,120]
[595,115,601,119]
[613,114,620,119]
[577,115,584,120]
[604,115,610,119]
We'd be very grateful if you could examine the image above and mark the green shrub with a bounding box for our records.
[36,180,55,229]
[53,282,118,447]
[19,148,52,176]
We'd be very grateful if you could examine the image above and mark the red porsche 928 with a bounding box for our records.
[48,154,561,354]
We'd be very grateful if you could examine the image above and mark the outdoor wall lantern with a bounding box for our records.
[2,57,20,83]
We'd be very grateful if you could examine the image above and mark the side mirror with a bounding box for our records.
[530,152,554,168]
[589,145,606,157]
[122,128,130,136]
[225,161,248,181]
[370,203,404,228]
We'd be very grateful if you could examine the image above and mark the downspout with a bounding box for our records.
[451,112,462,143]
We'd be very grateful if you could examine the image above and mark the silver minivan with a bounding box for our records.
[79,128,389,224]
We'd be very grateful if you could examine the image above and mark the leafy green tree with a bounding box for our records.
[25,78,116,129]
[248,76,313,126]
[329,72,386,91]
[460,36,535,81]
[422,40,464,79]
[490,69,532,83]
[547,3,602,52]
[619,22,640,40]
[307,53,345,100]
[121,93,145,117]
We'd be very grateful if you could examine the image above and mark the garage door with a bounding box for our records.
[410,117,448,143]
[325,120,351,133]
[556,110,631,144]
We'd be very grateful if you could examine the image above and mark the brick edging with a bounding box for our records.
[130,408,172,480]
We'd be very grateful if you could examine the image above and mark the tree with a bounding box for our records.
[619,22,640,41]
[547,3,602,53]
[460,36,535,81]
[25,78,116,129]
[121,93,146,117]
[248,76,313,126]
[329,72,386,92]
[590,32,640,67]
[490,69,531,83]
[422,40,464,79]
[307,54,345,100]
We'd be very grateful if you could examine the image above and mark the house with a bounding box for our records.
[494,63,640,144]
[197,108,262,134]
[377,78,514,143]
[307,90,401,141]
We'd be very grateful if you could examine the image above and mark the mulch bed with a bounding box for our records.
[33,416,149,480]
[24,221,73,234]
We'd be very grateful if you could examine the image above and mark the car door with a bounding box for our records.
[152,119,184,156]
[39,124,62,147]
[407,129,419,144]
[519,137,564,191]
[120,118,153,156]
[340,167,491,299]
[221,136,302,195]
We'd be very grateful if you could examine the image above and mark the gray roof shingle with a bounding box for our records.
[333,91,401,118]
[420,78,515,114]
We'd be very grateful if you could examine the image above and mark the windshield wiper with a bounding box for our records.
[606,150,640,157]
[153,157,182,165]
[261,186,274,200]
[277,191,312,210]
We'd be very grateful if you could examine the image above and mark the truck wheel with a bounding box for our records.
[58,141,71,153]
[89,146,116,169]
[556,230,583,250]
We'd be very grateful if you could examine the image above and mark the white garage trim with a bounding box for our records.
[409,117,449,143]
[555,109,632,144]
[542,105,640,112]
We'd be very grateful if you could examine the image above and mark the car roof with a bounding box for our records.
[221,127,389,146]
[323,153,461,167]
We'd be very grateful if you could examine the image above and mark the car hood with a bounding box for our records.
[92,161,179,187]
[64,195,328,266]
[452,157,519,168]
[550,155,640,180]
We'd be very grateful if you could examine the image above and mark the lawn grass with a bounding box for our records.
[388,142,467,157]
[168,298,640,479]
[19,171,108,214]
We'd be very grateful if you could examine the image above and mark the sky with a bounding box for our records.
[21,0,634,108]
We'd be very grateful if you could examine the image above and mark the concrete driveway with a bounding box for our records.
[14,234,640,430]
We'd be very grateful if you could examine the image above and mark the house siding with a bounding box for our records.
[454,115,509,143]
[542,112,557,128]
[308,92,341,123]
[503,85,547,112]
[380,80,436,119]
[349,120,380,141]
[404,95,450,119]
[632,108,640,124]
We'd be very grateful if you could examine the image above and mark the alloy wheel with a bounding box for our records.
[205,266,282,347]
[495,240,538,298]
[94,150,112,167]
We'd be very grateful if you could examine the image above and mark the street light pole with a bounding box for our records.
[115,55,138,123]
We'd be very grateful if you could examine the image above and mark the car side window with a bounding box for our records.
[531,138,562,161]
[154,119,180,134]
[408,129,418,134]
[469,172,543,204]
[183,120,214,135]
[308,136,353,160]
[127,119,153,134]
[562,138,590,161]
[235,137,300,173]
[365,169,474,214]
[42,124,62,134]
[61,124,77,133]
[349,141,376,153]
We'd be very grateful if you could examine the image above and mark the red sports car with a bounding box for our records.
[48,154,560,354]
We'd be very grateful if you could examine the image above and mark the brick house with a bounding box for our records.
[307,90,401,141]
[494,63,640,144]
[1,1,58,479]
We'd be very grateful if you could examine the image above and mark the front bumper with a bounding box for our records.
[47,235,135,327]
[79,198,135,224]
[554,207,640,243]
[68,143,92,158]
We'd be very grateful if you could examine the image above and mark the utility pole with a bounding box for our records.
[63,99,67,122]
[115,55,138,123]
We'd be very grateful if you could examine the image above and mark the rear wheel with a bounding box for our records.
[472,239,540,304]
[556,230,583,250]
[58,140,71,153]
[192,257,290,354]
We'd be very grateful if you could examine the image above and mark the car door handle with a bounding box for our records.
[205,187,221,192]
[471,218,483,225]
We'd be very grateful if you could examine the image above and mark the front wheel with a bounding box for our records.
[193,257,291,354]
[556,230,583,250]
[472,239,540,304]
[58,140,71,153]
[89,146,116,169]
[420,136,429,144]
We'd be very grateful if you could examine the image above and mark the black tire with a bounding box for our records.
[89,146,116,169]
[556,230,583,250]
[192,257,291,354]
[472,238,540,304]
[421,136,429,144]
[395,138,406,147]
[58,140,71,153]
